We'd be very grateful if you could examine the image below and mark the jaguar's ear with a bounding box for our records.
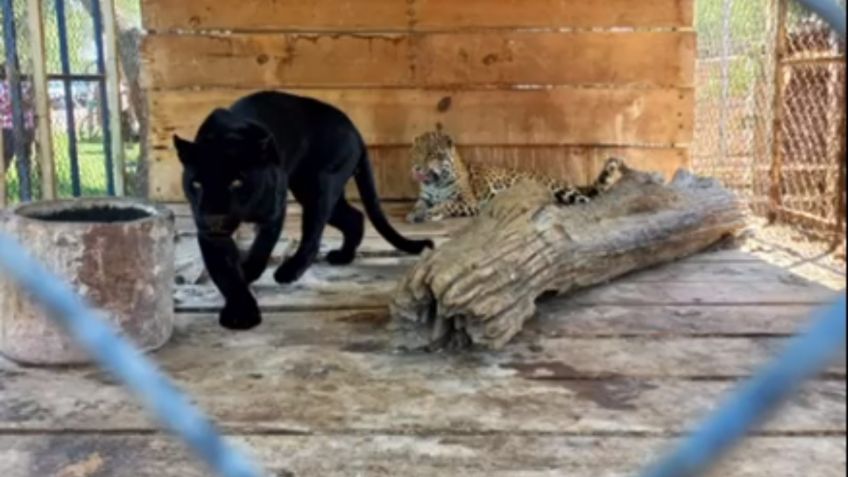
[173,135,197,165]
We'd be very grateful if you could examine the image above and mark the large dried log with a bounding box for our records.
[390,167,747,350]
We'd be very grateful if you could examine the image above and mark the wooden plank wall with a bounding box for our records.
[141,0,695,201]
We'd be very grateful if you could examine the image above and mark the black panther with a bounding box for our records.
[174,91,433,330]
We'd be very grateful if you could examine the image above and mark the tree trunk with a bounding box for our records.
[390,167,748,351]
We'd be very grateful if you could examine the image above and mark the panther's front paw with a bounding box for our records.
[274,259,307,284]
[326,249,356,265]
[219,297,262,330]
[241,258,266,284]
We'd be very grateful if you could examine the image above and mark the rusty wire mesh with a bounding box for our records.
[693,0,846,252]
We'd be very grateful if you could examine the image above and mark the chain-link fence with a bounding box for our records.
[1,0,140,203]
[693,0,846,250]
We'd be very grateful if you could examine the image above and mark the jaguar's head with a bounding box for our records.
[410,124,460,188]
[407,125,462,223]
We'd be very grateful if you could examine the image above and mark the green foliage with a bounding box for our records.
[5,133,140,200]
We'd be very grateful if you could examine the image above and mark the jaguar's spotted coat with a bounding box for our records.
[407,125,624,223]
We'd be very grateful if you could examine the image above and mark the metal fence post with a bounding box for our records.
[27,0,56,200]
[90,0,114,196]
[54,0,82,197]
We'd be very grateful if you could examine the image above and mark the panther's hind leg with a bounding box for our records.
[326,197,365,265]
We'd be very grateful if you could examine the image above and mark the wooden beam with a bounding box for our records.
[769,0,789,222]
[100,0,125,196]
[1,435,844,477]
[414,0,695,30]
[141,31,695,89]
[140,0,694,32]
[148,88,694,147]
[26,0,56,200]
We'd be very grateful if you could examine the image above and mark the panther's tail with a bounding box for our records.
[354,148,434,254]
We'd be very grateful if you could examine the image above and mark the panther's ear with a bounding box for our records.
[242,121,279,165]
[257,134,280,165]
[173,135,197,165]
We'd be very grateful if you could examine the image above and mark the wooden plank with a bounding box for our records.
[171,214,762,265]
[157,326,845,379]
[172,305,820,343]
[532,303,820,337]
[152,313,845,378]
[173,240,817,287]
[414,31,695,88]
[141,0,694,32]
[415,0,695,30]
[173,252,838,311]
[142,32,694,89]
[568,282,839,306]
[0,352,842,433]
[0,435,842,477]
[152,144,689,201]
[26,0,56,200]
[148,88,694,147]
[141,0,409,32]
[141,33,413,89]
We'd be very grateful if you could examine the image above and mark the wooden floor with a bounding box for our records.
[1,205,846,477]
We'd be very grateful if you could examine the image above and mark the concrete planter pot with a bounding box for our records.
[0,198,175,365]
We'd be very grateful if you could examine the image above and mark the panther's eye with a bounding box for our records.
[191,181,202,190]
[229,179,243,190]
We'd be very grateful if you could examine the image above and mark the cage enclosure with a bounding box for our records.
[0,198,175,365]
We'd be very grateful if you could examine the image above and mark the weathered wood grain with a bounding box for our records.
[173,257,837,312]
[141,0,408,32]
[0,352,843,434]
[532,303,820,336]
[151,144,690,201]
[0,435,842,477]
[148,87,694,147]
[143,314,847,379]
[141,33,413,89]
[167,305,824,342]
[414,31,695,88]
[142,32,694,89]
[141,0,694,31]
[414,0,695,30]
